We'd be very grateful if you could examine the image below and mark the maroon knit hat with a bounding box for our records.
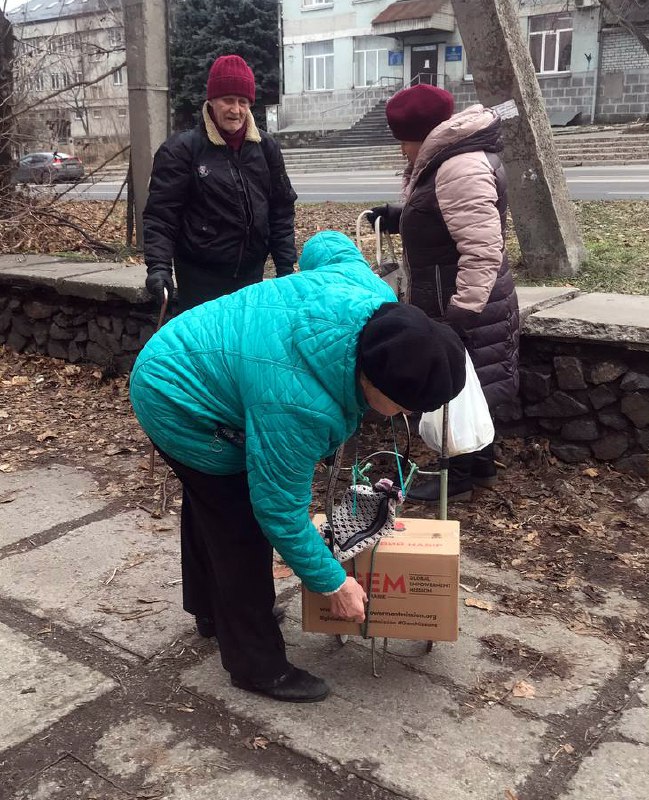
[206,55,256,103]
[386,84,454,142]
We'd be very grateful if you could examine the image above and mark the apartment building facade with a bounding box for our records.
[8,0,128,160]
[278,0,649,131]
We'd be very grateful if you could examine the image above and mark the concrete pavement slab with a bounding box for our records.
[283,590,621,718]
[182,629,547,800]
[559,742,649,799]
[516,285,581,323]
[0,621,115,751]
[90,715,320,800]
[523,292,649,345]
[614,670,649,745]
[0,464,108,547]
[0,510,189,658]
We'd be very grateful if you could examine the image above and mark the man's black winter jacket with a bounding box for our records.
[143,106,298,308]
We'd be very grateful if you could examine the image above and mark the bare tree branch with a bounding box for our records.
[599,0,649,57]
[6,60,126,124]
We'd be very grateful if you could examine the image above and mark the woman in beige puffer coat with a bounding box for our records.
[368,84,520,503]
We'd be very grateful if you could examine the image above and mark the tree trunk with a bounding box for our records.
[452,0,586,277]
[0,11,14,215]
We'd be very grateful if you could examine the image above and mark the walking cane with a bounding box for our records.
[148,287,169,478]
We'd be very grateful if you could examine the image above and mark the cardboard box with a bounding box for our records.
[302,516,460,642]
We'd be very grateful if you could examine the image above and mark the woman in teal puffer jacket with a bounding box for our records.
[130,231,465,702]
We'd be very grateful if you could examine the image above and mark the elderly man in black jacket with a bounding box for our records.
[144,55,298,311]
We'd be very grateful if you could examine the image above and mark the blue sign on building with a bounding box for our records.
[388,51,404,66]
[445,45,463,62]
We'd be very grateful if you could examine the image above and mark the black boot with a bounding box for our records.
[195,604,286,639]
[471,443,497,488]
[407,453,474,503]
[231,664,330,703]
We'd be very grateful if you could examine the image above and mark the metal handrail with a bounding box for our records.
[319,75,402,134]
[408,72,447,87]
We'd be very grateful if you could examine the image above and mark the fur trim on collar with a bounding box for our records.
[202,102,261,146]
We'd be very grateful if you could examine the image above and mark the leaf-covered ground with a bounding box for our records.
[1,346,647,652]
[1,198,648,295]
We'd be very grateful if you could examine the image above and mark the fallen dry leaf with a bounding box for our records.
[512,680,536,699]
[36,430,57,442]
[273,564,294,579]
[465,597,494,612]
[244,735,270,750]
[582,467,599,478]
[505,791,519,800]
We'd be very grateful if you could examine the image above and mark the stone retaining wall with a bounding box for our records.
[0,289,159,376]
[501,337,649,477]
[1,285,648,475]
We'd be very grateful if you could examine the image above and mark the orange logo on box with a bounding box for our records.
[356,572,406,594]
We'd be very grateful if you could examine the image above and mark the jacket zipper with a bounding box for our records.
[228,159,251,278]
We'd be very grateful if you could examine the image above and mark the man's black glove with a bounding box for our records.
[366,204,402,235]
[145,265,174,305]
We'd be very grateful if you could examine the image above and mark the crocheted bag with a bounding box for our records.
[320,479,401,563]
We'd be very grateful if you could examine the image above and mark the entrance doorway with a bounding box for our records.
[410,45,438,85]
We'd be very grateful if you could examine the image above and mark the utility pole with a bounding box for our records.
[123,0,170,249]
[452,0,585,278]
[0,9,14,213]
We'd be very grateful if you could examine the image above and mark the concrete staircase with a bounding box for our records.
[282,130,649,174]
[313,100,394,149]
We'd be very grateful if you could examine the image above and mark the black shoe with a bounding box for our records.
[195,616,217,638]
[472,444,498,488]
[195,604,286,639]
[406,477,473,503]
[407,453,475,504]
[231,665,330,703]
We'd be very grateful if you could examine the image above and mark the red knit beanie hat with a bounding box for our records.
[206,55,256,103]
[386,84,454,142]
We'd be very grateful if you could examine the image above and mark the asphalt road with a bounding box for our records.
[45,164,649,203]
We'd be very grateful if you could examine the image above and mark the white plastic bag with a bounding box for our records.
[419,352,494,456]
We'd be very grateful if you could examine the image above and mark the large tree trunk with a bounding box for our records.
[0,10,14,214]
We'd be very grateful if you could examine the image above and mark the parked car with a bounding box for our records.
[13,152,85,184]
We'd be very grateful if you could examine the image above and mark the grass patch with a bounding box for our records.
[510,201,649,295]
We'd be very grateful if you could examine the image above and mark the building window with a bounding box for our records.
[354,37,389,87]
[113,68,124,86]
[118,107,127,117]
[74,108,84,120]
[93,109,102,119]
[303,0,332,7]
[108,27,123,48]
[50,73,63,90]
[529,13,572,74]
[304,40,333,91]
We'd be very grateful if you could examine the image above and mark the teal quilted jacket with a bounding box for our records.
[130,231,396,593]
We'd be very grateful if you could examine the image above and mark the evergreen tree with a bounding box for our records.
[170,0,280,130]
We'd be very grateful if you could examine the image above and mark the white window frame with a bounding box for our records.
[302,0,332,9]
[304,41,334,92]
[117,107,127,118]
[528,13,573,75]
[353,46,388,88]
[92,109,102,119]
[113,67,124,86]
